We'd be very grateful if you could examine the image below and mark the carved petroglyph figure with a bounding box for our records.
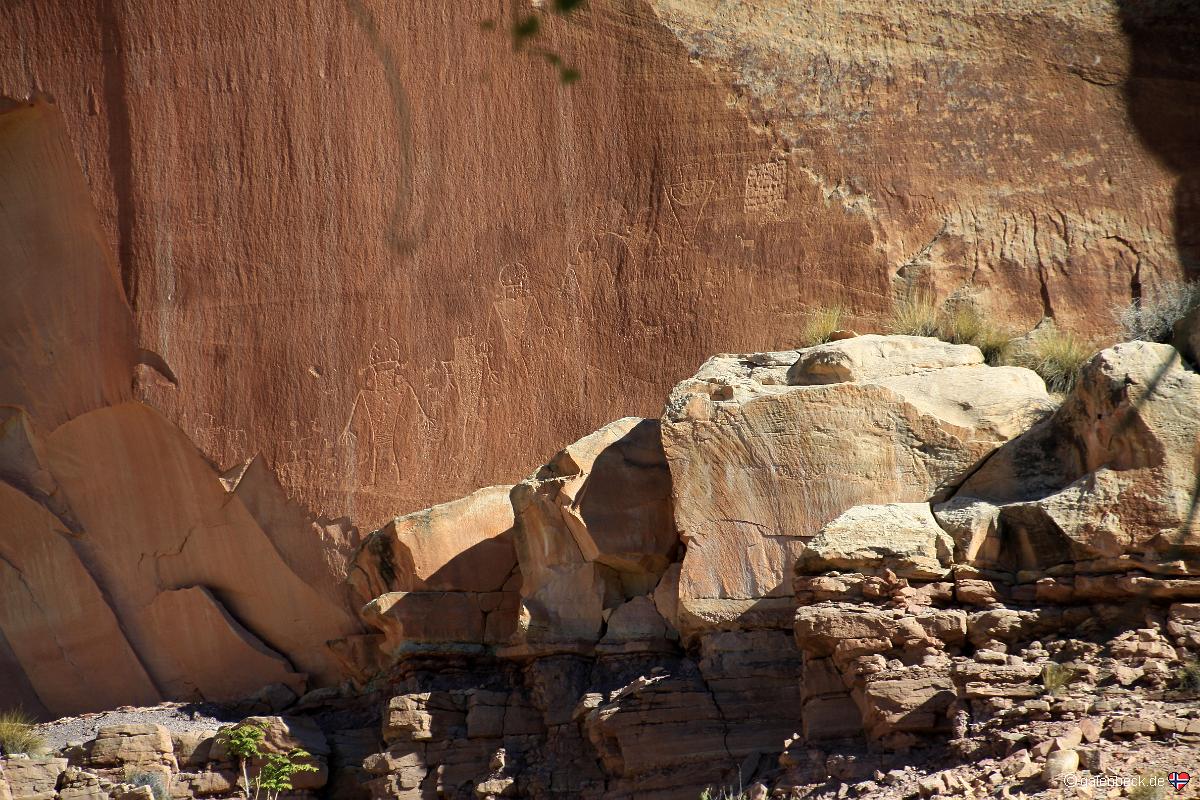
[342,338,405,491]
[665,163,714,243]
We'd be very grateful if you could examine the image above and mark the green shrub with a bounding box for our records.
[256,749,319,800]
[0,708,45,756]
[216,722,317,800]
[1015,331,1094,394]
[1117,280,1200,343]
[800,304,846,347]
[1175,659,1200,693]
[886,294,940,337]
[1041,663,1079,696]
[218,721,267,794]
[127,772,170,800]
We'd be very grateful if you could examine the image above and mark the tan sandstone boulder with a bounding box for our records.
[951,342,1200,565]
[352,484,521,654]
[786,335,983,386]
[663,343,1053,637]
[349,485,518,602]
[0,758,67,800]
[508,418,676,649]
[83,724,176,771]
[799,503,954,580]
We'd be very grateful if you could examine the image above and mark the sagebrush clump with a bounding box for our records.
[1175,659,1200,694]
[127,772,170,800]
[1117,280,1200,343]
[0,708,45,756]
[1041,663,1079,696]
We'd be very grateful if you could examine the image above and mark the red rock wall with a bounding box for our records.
[1,0,1187,529]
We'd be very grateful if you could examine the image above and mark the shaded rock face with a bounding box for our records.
[0,0,1192,535]
[0,101,366,718]
[350,485,521,655]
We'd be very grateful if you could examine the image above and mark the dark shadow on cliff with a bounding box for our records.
[341,0,427,256]
[1115,0,1200,536]
[1117,0,1200,278]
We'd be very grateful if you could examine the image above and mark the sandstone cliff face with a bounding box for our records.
[1,0,1198,770]
[4,332,1200,798]
[0,0,1191,531]
[0,102,366,717]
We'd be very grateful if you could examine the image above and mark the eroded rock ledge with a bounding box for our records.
[5,336,1200,800]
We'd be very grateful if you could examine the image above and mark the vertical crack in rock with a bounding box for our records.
[97,0,138,306]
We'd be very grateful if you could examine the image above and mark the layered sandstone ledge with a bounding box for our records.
[7,332,1197,800]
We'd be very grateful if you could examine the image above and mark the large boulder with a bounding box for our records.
[786,335,982,385]
[349,485,517,602]
[0,758,67,800]
[799,503,954,580]
[508,418,676,650]
[663,342,1053,637]
[351,485,521,655]
[949,342,1200,564]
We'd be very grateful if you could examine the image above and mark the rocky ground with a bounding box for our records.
[33,705,235,754]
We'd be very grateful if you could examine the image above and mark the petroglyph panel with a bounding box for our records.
[744,160,788,216]
[0,0,1188,530]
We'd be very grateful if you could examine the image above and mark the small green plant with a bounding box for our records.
[886,294,941,338]
[256,749,319,800]
[218,721,268,794]
[217,722,317,800]
[127,771,170,800]
[1175,659,1200,693]
[1116,280,1200,343]
[0,708,45,756]
[1015,331,1094,394]
[800,304,846,346]
[1041,663,1079,696]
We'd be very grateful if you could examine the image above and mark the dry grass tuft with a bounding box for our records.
[886,294,941,338]
[0,708,45,756]
[1015,331,1095,394]
[799,305,846,347]
[937,305,1013,365]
